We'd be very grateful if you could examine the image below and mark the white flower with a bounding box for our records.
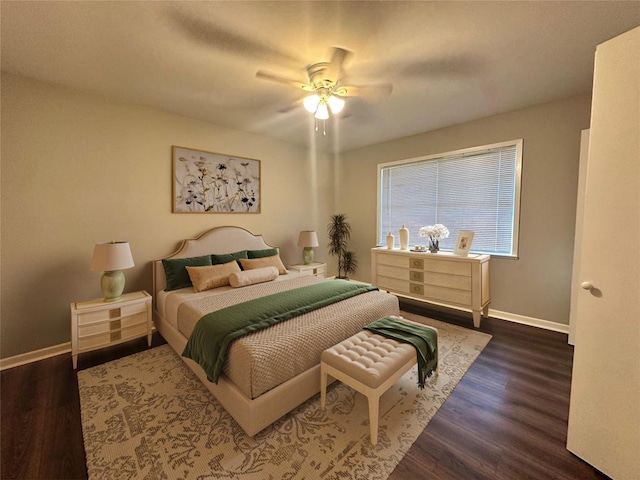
[419,224,450,239]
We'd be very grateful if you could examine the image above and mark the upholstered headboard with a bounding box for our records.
[152,226,275,301]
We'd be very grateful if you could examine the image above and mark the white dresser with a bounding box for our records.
[371,247,490,327]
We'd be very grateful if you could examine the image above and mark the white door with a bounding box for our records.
[566,27,640,479]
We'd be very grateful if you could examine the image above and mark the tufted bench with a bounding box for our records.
[320,319,437,446]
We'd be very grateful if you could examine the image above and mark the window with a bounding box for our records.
[377,139,522,257]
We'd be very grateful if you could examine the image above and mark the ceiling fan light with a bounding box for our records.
[315,102,329,120]
[327,95,345,114]
[303,94,321,113]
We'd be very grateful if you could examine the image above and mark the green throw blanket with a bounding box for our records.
[183,280,378,383]
[363,317,438,389]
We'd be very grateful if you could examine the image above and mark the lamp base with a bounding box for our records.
[302,247,315,265]
[101,270,125,302]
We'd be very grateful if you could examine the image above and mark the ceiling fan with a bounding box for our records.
[256,47,392,132]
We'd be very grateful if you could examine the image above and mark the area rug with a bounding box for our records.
[78,312,491,479]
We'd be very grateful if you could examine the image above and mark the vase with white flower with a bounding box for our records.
[419,224,450,253]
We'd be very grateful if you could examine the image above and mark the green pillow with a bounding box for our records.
[162,255,212,291]
[211,250,248,265]
[247,248,279,259]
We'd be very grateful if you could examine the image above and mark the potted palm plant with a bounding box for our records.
[328,213,358,279]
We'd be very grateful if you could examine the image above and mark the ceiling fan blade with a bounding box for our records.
[256,71,314,91]
[323,47,351,83]
[169,10,300,67]
[335,83,393,98]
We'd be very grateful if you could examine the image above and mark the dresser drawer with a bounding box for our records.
[376,253,410,268]
[376,276,410,294]
[423,258,471,276]
[424,272,471,291]
[378,264,409,281]
[424,285,472,306]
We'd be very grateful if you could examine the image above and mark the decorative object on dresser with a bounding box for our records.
[297,230,319,264]
[90,241,135,302]
[386,231,395,249]
[327,213,358,279]
[288,262,326,277]
[371,247,490,328]
[454,230,475,256]
[419,224,449,253]
[172,145,260,213]
[70,290,152,369]
[399,224,410,250]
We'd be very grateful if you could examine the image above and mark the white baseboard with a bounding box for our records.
[0,342,71,371]
[489,309,570,334]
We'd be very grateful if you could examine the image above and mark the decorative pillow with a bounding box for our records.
[162,255,212,291]
[238,255,287,275]
[229,266,279,288]
[185,261,241,292]
[211,250,248,266]
[247,248,279,259]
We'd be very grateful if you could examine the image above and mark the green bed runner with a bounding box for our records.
[183,280,378,383]
[363,316,438,389]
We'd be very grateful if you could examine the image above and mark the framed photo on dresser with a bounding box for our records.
[454,230,474,256]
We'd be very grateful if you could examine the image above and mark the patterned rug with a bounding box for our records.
[78,312,491,479]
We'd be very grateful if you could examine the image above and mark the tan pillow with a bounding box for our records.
[238,255,287,275]
[185,261,241,292]
[229,266,279,288]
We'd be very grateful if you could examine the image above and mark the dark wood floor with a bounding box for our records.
[1,303,609,479]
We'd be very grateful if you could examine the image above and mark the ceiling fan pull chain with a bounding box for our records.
[323,120,327,136]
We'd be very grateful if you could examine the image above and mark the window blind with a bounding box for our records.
[378,140,522,256]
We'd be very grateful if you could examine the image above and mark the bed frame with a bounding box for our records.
[153,226,337,436]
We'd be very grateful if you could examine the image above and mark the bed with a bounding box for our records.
[152,226,400,436]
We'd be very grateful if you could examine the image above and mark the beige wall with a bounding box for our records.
[1,73,334,358]
[337,94,592,325]
[0,72,591,359]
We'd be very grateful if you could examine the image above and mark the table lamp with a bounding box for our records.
[297,230,319,265]
[90,241,135,302]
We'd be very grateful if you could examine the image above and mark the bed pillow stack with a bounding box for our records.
[162,248,286,292]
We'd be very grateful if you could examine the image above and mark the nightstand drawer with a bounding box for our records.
[76,302,147,325]
[78,310,147,336]
[78,323,149,351]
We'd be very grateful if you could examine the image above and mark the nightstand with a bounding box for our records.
[71,290,152,369]
[288,262,326,277]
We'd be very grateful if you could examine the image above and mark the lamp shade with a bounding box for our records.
[297,231,319,248]
[90,242,135,272]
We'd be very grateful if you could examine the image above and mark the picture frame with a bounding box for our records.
[454,230,474,256]
[172,146,261,213]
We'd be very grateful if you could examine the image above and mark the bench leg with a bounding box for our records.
[320,363,327,409]
[368,393,380,446]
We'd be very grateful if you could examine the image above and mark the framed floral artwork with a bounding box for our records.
[454,230,474,256]
[172,146,260,213]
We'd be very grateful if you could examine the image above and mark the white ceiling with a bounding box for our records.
[2,1,639,153]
